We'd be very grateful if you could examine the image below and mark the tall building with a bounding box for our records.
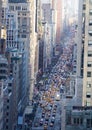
[76,0,92,106]
[1,0,39,129]
[82,0,92,106]
[0,0,2,40]
[76,0,84,78]
[0,81,3,130]
[55,0,62,45]
[2,0,38,102]
[41,3,52,69]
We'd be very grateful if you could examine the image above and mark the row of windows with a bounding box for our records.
[67,116,92,127]
[0,76,7,79]
[9,6,27,11]
[0,70,7,73]
[7,37,13,40]
[0,64,8,67]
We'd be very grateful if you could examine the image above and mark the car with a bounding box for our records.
[51,118,55,123]
[51,116,55,120]
[48,113,51,117]
[54,104,57,107]
[45,121,48,125]
[55,92,60,101]
[53,109,56,113]
[34,122,39,127]
[45,116,49,121]
[44,124,48,130]
[39,118,44,125]
[52,113,56,117]
[40,121,43,125]
[42,113,45,118]
[53,107,57,111]
[50,122,54,127]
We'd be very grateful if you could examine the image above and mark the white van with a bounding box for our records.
[55,92,60,101]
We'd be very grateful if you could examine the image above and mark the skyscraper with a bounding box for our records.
[77,0,92,106]
[55,0,62,45]
[82,0,92,106]
[0,0,2,41]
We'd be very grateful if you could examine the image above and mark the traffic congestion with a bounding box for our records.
[31,28,75,130]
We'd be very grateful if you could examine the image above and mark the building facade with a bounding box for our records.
[66,106,92,130]
[0,81,3,130]
[82,0,92,106]
[55,0,62,45]
[2,0,39,101]
[76,0,92,106]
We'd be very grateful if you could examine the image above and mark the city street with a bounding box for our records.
[31,27,75,130]
[0,1,80,130]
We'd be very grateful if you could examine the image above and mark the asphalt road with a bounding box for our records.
[31,100,61,130]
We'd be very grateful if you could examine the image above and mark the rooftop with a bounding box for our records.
[24,105,33,115]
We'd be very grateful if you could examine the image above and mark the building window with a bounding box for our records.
[89,20,92,25]
[77,118,79,124]
[22,13,26,16]
[6,119,8,123]
[9,6,14,11]
[66,115,71,125]
[7,99,9,103]
[86,119,92,128]
[88,31,92,36]
[80,118,83,125]
[6,112,9,116]
[83,4,86,10]
[73,117,83,125]
[88,51,92,57]
[73,118,77,124]
[87,61,92,67]
[7,106,9,109]
[22,35,26,38]
[86,92,91,98]
[87,81,91,87]
[88,41,92,46]
[89,0,92,4]
[8,83,12,86]
[87,72,91,77]
[6,125,8,129]
[86,102,90,106]
[22,7,27,10]
[16,6,21,10]
[22,18,27,26]
[89,9,92,15]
